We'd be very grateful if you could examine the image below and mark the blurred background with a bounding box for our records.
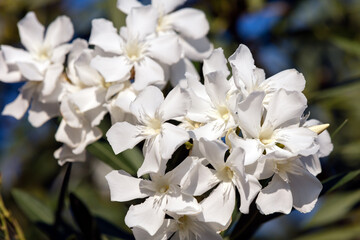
[0,0,360,239]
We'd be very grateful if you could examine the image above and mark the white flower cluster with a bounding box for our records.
[0,0,333,239]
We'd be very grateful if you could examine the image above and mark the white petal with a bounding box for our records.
[169,58,198,86]
[138,135,163,176]
[17,12,44,54]
[2,82,35,119]
[105,170,148,202]
[126,6,157,40]
[256,174,293,215]
[51,44,72,63]
[89,18,123,54]
[106,122,144,154]
[275,127,318,156]
[70,87,105,112]
[16,62,43,81]
[117,0,143,14]
[152,0,186,14]
[125,197,166,236]
[1,45,32,64]
[0,70,21,83]
[204,70,230,107]
[114,87,137,112]
[168,8,209,39]
[262,69,305,93]
[301,155,321,176]
[303,119,333,158]
[55,120,82,148]
[229,44,257,91]
[54,145,86,166]
[76,126,102,154]
[91,55,132,82]
[263,89,307,129]
[176,157,218,196]
[42,64,63,96]
[160,123,189,159]
[28,101,59,127]
[179,36,213,61]
[236,91,265,138]
[191,119,226,141]
[0,51,22,83]
[229,133,263,166]
[148,34,181,65]
[245,158,275,180]
[130,85,164,120]
[133,57,164,91]
[203,48,229,76]
[60,96,82,128]
[233,172,261,214]
[132,219,174,240]
[166,189,201,215]
[195,223,223,240]
[199,182,235,227]
[198,138,227,171]
[44,15,74,48]
[288,165,322,213]
[159,84,189,121]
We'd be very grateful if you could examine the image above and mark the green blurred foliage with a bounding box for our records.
[1,0,360,239]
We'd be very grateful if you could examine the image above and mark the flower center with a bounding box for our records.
[259,128,274,145]
[36,46,51,61]
[148,118,162,134]
[156,15,171,33]
[125,39,146,62]
[218,106,230,121]
[217,166,234,182]
[158,185,169,194]
[177,216,190,230]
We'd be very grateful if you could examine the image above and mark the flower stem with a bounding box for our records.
[54,162,72,231]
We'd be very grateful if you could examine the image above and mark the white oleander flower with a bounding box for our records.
[132,212,223,240]
[107,85,190,176]
[105,167,201,236]
[176,138,261,227]
[117,0,212,61]
[89,5,181,91]
[231,89,319,166]
[1,12,74,127]
[254,157,323,215]
[229,44,305,105]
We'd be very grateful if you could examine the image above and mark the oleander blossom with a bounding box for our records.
[0,4,335,240]
[1,12,74,127]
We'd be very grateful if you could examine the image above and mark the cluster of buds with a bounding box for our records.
[0,0,333,239]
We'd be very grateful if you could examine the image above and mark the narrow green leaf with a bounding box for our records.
[330,36,360,56]
[11,189,54,224]
[69,193,101,240]
[87,141,143,175]
[296,224,360,240]
[328,169,360,193]
[305,190,360,228]
[331,119,348,138]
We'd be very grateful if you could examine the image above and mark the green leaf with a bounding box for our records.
[321,169,360,194]
[296,224,360,240]
[327,169,360,193]
[331,119,348,138]
[305,190,360,228]
[330,36,360,56]
[69,193,101,240]
[87,141,143,175]
[11,189,54,224]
